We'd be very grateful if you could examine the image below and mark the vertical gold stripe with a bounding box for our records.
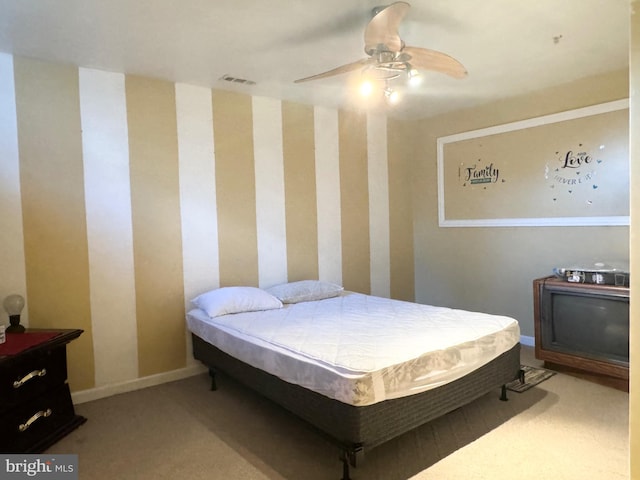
[339,110,371,293]
[212,90,259,286]
[282,101,318,281]
[13,57,95,390]
[126,75,185,376]
[388,118,415,301]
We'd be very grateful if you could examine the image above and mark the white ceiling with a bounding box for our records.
[0,0,631,120]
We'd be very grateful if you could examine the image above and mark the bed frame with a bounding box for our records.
[192,333,521,479]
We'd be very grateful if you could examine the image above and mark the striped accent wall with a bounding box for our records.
[0,53,414,401]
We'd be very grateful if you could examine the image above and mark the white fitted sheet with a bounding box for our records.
[187,292,520,406]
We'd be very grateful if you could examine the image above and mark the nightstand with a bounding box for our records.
[0,329,86,453]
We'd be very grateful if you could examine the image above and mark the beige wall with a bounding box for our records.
[410,69,630,339]
[0,54,414,399]
[630,3,638,478]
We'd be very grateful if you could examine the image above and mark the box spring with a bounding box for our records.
[192,333,521,458]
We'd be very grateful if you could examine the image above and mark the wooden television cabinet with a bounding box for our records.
[533,276,629,388]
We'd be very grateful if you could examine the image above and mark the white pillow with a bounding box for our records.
[266,280,344,304]
[192,286,282,318]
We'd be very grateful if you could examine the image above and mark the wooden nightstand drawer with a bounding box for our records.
[0,383,77,453]
[0,347,68,413]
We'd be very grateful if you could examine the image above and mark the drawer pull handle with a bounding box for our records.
[13,368,47,388]
[18,408,52,432]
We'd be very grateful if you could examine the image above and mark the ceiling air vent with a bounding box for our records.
[220,74,256,86]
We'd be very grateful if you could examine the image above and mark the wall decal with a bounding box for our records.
[437,99,629,227]
[459,159,503,187]
[546,143,606,205]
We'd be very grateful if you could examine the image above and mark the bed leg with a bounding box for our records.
[500,384,508,401]
[340,453,352,480]
[339,444,363,479]
[208,368,217,391]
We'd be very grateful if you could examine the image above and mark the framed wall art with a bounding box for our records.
[436,99,630,227]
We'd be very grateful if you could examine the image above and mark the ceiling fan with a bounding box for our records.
[294,1,467,92]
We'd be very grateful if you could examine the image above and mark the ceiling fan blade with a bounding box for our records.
[403,46,468,78]
[294,58,371,83]
[364,1,411,54]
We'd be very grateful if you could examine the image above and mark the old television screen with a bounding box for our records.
[542,288,629,365]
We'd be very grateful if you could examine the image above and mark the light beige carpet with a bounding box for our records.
[47,347,629,479]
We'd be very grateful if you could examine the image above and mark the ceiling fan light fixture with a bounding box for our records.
[384,87,400,105]
[408,68,421,86]
[359,80,375,96]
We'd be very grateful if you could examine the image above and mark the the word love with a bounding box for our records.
[561,151,592,169]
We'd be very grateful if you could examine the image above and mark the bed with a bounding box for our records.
[186,281,522,479]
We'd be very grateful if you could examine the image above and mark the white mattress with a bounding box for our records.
[186,292,520,406]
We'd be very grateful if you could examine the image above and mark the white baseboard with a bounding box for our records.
[520,335,535,347]
[71,363,208,405]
